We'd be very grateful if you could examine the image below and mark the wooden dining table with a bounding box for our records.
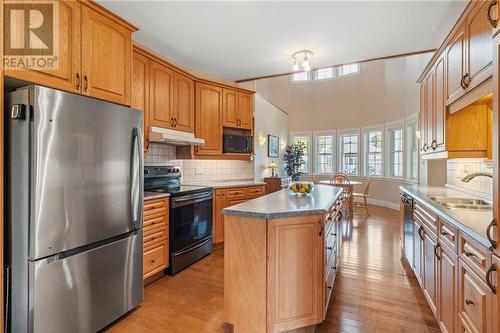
[319,180,363,217]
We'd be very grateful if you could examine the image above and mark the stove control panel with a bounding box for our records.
[144,166,181,178]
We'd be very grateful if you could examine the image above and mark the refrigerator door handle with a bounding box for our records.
[130,128,141,230]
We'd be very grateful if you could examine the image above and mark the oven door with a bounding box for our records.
[170,191,213,253]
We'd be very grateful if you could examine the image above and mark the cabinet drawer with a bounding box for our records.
[144,228,167,248]
[324,260,337,311]
[458,259,494,333]
[226,188,245,199]
[414,203,439,234]
[227,199,248,207]
[459,233,492,277]
[144,243,168,278]
[144,213,167,229]
[439,219,459,253]
[325,230,337,274]
[144,198,168,217]
[245,186,265,197]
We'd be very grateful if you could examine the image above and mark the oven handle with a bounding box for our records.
[172,192,213,208]
[172,237,212,257]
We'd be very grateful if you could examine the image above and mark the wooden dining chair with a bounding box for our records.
[353,177,372,216]
[329,173,352,216]
[312,174,320,184]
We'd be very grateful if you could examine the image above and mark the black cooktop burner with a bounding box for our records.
[148,185,212,197]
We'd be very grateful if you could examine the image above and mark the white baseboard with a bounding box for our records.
[366,198,399,211]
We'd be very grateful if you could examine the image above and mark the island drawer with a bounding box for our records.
[439,219,459,253]
[459,233,492,278]
[414,202,439,235]
[324,259,337,313]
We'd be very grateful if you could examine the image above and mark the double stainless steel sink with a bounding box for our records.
[427,196,492,211]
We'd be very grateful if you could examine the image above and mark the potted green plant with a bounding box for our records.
[284,142,306,181]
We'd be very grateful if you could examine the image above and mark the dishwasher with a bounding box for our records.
[401,193,414,267]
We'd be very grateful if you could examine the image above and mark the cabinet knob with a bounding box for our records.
[327,286,333,290]
[465,299,474,306]
[151,259,156,263]
[75,73,81,90]
[83,75,88,92]
[327,247,333,250]
[464,251,475,257]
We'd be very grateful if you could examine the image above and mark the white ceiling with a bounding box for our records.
[99,1,468,81]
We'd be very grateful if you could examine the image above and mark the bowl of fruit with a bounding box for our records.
[289,181,314,196]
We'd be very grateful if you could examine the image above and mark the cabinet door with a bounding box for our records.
[81,5,132,106]
[492,255,499,333]
[458,259,494,333]
[434,57,446,151]
[267,215,324,332]
[419,82,429,154]
[426,71,435,153]
[438,242,458,333]
[222,89,239,127]
[149,61,174,129]
[173,72,194,133]
[422,229,438,316]
[413,220,424,286]
[238,92,254,129]
[466,0,494,91]
[195,83,223,155]
[446,24,467,105]
[5,0,81,93]
[132,50,150,151]
[213,190,226,244]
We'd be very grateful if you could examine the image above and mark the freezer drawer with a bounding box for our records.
[29,231,143,333]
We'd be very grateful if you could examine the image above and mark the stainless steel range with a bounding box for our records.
[144,166,213,275]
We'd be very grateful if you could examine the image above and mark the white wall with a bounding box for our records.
[253,95,289,181]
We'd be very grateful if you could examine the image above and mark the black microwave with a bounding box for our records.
[223,134,253,153]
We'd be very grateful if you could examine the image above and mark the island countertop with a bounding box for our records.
[222,184,343,219]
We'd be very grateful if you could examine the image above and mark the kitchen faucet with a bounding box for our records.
[460,172,493,183]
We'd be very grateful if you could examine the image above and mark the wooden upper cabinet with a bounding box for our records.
[172,72,195,133]
[446,23,467,105]
[419,82,428,154]
[238,92,254,129]
[132,50,150,151]
[426,71,435,153]
[195,83,223,155]
[5,0,82,93]
[81,4,133,106]
[434,56,446,151]
[466,0,494,91]
[222,89,239,127]
[149,61,174,129]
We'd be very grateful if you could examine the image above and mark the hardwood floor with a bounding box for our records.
[106,205,439,333]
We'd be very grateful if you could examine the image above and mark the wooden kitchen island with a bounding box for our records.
[222,185,343,333]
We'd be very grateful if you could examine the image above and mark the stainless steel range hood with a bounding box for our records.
[149,126,205,146]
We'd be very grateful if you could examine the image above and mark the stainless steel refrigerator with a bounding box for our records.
[4,86,144,333]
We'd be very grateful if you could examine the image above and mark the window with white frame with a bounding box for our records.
[291,71,311,82]
[313,63,360,81]
[314,132,335,174]
[388,127,404,177]
[291,133,312,174]
[364,128,383,176]
[406,119,419,181]
[339,131,359,175]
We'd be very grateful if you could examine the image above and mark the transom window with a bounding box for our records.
[292,63,360,82]
[291,71,311,82]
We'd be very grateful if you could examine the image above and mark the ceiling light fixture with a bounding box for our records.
[292,50,313,72]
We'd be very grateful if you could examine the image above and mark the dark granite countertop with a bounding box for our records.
[400,185,493,249]
[222,185,343,219]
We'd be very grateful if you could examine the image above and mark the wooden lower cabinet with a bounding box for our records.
[422,226,439,316]
[458,258,494,333]
[143,197,169,280]
[213,185,266,244]
[492,255,499,333]
[437,241,458,333]
[413,219,424,287]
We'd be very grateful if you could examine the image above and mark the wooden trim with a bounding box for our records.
[256,93,289,115]
[235,49,437,83]
[0,2,4,331]
[133,42,255,94]
[417,1,476,83]
[448,78,493,114]
[79,0,138,31]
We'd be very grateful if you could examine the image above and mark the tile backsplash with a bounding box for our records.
[144,143,254,182]
[447,159,493,197]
